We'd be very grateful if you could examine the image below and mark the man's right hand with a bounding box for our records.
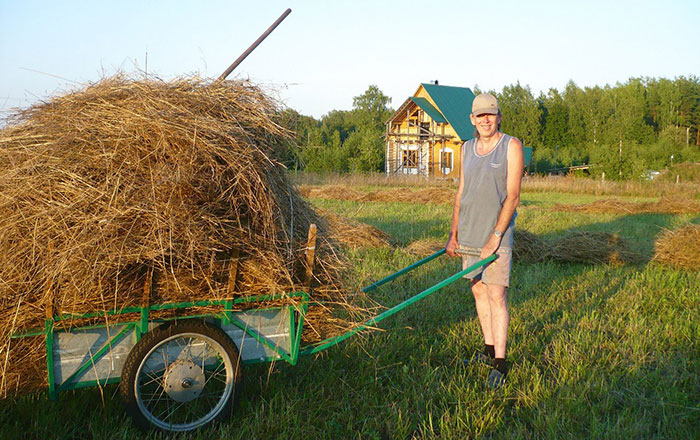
[445,233,459,257]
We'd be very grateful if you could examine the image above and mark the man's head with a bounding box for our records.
[471,93,500,116]
[471,93,502,138]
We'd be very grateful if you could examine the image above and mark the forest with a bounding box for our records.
[280,76,700,181]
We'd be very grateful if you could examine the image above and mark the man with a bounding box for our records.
[445,93,524,388]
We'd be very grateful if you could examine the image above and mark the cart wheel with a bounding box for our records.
[119,320,242,432]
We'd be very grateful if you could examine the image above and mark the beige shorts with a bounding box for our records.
[460,247,512,287]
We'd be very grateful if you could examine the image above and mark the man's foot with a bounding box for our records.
[463,352,494,367]
[486,368,506,389]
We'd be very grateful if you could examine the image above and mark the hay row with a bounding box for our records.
[299,185,456,205]
[555,196,700,214]
[301,186,700,216]
[404,230,638,265]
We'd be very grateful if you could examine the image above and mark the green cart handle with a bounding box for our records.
[300,250,498,355]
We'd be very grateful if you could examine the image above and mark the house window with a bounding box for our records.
[440,148,454,174]
[402,149,418,168]
[400,145,419,175]
[419,122,430,141]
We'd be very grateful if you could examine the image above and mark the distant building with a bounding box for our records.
[385,83,532,178]
[385,83,475,179]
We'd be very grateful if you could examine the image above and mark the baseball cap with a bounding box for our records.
[472,93,499,115]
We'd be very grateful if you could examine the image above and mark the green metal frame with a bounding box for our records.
[12,293,309,400]
[12,251,495,400]
[300,251,497,355]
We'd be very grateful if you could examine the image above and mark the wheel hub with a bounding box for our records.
[163,359,205,403]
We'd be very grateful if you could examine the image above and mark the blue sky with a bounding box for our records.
[1,0,699,118]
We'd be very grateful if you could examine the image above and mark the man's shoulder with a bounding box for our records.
[504,134,523,150]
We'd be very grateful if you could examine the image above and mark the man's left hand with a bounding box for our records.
[480,234,501,259]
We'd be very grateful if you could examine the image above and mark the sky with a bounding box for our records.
[1,0,699,119]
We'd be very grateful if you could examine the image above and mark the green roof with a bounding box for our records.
[421,83,475,141]
[409,97,447,124]
[523,146,533,167]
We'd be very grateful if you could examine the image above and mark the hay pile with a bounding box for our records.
[513,230,638,264]
[555,196,700,214]
[511,230,550,263]
[653,224,700,269]
[320,210,393,249]
[0,76,363,395]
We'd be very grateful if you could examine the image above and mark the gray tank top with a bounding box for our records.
[457,133,516,250]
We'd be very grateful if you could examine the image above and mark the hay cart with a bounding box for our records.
[11,228,495,433]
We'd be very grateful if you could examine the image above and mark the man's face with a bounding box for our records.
[470,113,502,138]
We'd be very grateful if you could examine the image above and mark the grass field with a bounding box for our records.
[1,177,699,439]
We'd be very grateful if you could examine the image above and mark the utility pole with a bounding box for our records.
[619,137,622,177]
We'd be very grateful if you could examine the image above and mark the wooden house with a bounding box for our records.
[385,83,475,179]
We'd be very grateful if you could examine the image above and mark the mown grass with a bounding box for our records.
[1,186,698,439]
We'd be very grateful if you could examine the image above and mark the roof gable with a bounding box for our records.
[419,83,476,141]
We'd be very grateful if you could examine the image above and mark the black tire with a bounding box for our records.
[119,320,242,432]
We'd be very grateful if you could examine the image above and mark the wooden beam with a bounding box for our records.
[303,224,317,292]
[142,267,153,308]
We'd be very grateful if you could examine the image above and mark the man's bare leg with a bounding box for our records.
[485,284,508,359]
[471,279,494,346]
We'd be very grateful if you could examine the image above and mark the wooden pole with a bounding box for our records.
[227,248,240,294]
[45,243,54,320]
[218,8,292,80]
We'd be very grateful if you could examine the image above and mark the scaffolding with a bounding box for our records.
[385,103,455,178]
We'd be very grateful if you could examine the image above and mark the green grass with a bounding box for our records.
[1,190,699,439]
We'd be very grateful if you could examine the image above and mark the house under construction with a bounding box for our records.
[385,82,475,179]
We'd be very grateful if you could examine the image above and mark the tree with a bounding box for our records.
[497,83,542,148]
[347,85,393,172]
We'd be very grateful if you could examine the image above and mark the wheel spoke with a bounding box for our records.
[203,361,227,386]
[156,398,183,424]
[140,368,166,387]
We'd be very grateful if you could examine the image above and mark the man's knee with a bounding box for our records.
[471,280,487,297]
[486,285,507,308]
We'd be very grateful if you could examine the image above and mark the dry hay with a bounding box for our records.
[359,187,455,205]
[653,196,700,214]
[319,210,393,249]
[512,229,550,263]
[298,185,366,201]
[404,230,636,265]
[555,196,700,215]
[514,230,637,264]
[405,238,445,257]
[0,76,368,395]
[653,224,700,270]
[300,185,456,205]
[548,231,637,265]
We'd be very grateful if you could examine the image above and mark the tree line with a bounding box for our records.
[279,76,700,180]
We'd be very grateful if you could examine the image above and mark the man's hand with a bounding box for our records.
[480,233,501,259]
[445,233,459,257]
